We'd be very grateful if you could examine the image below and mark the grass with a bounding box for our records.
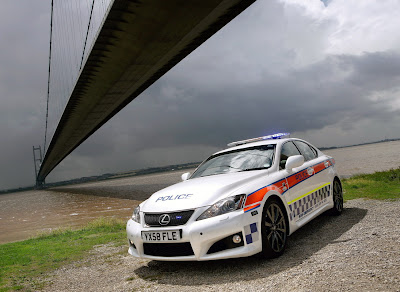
[0,217,126,291]
[342,167,400,201]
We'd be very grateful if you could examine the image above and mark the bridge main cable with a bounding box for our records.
[38,0,256,182]
[44,0,54,155]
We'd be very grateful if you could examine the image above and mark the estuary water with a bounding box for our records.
[324,140,400,177]
[0,140,399,244]
[0,171,184,244]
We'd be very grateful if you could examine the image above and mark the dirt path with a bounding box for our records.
[43,199,400,292]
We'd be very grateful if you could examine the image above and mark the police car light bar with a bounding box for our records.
[227,133,290,147]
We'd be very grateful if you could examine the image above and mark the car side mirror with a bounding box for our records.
[181,172,191,181]
[285,155,304,171]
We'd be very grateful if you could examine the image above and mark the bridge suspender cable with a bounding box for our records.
[44,0,54,155]
[80,0,96,71]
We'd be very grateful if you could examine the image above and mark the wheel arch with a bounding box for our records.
[333,175,343,197]
[262,193,290,235]
[330,175,344,215]
[334,176,342,186]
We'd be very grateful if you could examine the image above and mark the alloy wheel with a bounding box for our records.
[333,180,343,213]
[264,202,287,253]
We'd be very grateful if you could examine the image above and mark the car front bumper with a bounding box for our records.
[126,207,263,261]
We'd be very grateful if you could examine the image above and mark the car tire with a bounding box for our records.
[330,179,343,215]
[259,198,288,259]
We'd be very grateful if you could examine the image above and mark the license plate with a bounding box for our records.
[141,230,181,242]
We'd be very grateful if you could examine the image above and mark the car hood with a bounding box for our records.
[140,170,268,212]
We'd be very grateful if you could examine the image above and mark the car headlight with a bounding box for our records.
[197,194,246,221]
[131,206,141,223]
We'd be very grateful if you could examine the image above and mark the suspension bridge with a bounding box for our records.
[35,0,256,186]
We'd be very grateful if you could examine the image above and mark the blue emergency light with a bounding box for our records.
[227,132,290,147]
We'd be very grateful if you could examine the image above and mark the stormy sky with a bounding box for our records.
[1,0,400,190]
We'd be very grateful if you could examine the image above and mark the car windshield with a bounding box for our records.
[191,145,275,178]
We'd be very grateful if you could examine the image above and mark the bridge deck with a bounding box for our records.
[38,0,255,182]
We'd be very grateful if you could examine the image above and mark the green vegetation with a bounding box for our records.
[0,217,126,291]
[342,167,400,201]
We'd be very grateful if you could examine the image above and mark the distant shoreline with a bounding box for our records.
[319,137,400,151]
[0,162,200,195]
[2,137,399,194]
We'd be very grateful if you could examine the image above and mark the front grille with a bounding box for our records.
[144,210,194,227]
[143,242,194,257]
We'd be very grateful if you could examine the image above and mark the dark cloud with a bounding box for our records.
[46,51,400,183]
[125,51,400,144]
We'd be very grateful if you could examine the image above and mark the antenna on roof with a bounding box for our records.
[227,133,290,147]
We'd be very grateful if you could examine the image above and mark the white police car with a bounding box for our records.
[126,133,343,261]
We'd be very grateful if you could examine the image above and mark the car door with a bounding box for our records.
[281,141,325,222]
[293,140,332,190]
[294,140,333,208]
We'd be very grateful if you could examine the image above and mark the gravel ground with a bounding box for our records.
[43,199,400,292]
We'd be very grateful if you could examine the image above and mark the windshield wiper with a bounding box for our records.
[241,167,268,172]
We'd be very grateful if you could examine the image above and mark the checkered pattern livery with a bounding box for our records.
[288,185,331,221]
[244,222,259,244]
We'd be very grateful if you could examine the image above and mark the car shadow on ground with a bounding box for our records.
[133,207,367,286]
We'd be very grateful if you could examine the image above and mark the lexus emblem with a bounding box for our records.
[159,214,171,225]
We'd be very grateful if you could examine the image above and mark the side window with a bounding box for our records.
[280,142,301,170]
[294,141,317,161]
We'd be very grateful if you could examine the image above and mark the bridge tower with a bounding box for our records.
[32,146,44,188]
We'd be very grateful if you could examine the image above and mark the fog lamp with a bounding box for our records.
[232,234,242,244]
